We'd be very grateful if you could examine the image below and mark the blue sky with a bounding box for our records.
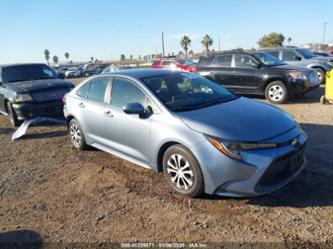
[0,0,332,63]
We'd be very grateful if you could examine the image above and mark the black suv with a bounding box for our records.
[195,51,320,104]
[0,63,74,126]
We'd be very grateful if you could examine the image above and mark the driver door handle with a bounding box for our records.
[104,110,113,118]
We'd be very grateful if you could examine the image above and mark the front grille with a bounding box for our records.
[32,88,69,103]
[255,144,305,189]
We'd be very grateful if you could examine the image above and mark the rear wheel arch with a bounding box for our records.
[66,115,76,128]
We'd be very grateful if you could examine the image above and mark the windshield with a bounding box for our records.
[253,52,285,66]
[3,64,58,83]
[296,48,315,59]
[142,72,238,112]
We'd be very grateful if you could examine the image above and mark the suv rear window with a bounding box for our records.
[198,56,213,67]
[212,54,232,67]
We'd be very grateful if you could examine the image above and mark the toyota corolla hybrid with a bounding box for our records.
[63,69,307,197]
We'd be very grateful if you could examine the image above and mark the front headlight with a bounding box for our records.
[207,137,276,160]
[288,71,307,80]
[15,93,33,103]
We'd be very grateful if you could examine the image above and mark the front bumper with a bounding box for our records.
[191,126,307,197]
[289,78,320,96]
[12,100,64,120]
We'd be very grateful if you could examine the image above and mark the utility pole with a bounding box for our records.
[161,31,165,57]
[218,36,221,52]
[323,22,327,44]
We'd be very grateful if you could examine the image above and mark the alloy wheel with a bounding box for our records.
[70,122,82,148]
[166,154,194,191]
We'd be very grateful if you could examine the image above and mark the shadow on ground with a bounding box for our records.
[0,230,42,249]
[0,127,14,135]
[21,130,67,140]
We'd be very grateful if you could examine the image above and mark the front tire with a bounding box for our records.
[6,102,22,127]
[265,81,288,104]
[162,145,204,197]
[69,119,86,150]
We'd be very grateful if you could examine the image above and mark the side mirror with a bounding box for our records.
[123,103,145,115]
[58,73,65,79]
[294,56,302,61]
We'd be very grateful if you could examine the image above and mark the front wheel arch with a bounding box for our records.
[156,142,180,172]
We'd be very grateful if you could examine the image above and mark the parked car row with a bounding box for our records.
[55,63,110,79]
[149,47,331,104]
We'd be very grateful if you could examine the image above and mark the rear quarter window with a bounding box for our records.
[76,81,90,98]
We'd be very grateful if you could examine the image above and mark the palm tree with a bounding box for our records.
[287,37,292,46]
[201,35,213,55]
[52,55,59,66]
[44,49,50,65]
[64,52,70,63]
[180,36,191,58]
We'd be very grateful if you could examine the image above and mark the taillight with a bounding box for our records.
[190,66,197,72]
[62,95,66,105]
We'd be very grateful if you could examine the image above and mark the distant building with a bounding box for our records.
[302,42,332,51]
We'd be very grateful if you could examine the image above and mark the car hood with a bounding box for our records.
[8,79,74,93]
[177,97,296,142]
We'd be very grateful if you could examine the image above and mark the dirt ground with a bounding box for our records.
[0,78,332,248]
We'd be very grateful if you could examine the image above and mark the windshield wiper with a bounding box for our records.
[193,98,229,109]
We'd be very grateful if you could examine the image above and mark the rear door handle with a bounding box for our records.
[79,102,85,108]
[104,110,113,118]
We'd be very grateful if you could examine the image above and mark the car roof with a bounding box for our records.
[0,63,48,68]
[200,50,259,58]
[103,69,180,79]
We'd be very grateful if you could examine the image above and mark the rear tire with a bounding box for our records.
[162,145,204,197]
[6,102,22,127]
[314,67,325,84]
[69,119,86,150]
[265,81,288,104]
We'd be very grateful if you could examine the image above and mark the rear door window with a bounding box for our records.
[87,78,109,103]
[212,54,232,67]
[282,50,298,61]
[234,54,257,68]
